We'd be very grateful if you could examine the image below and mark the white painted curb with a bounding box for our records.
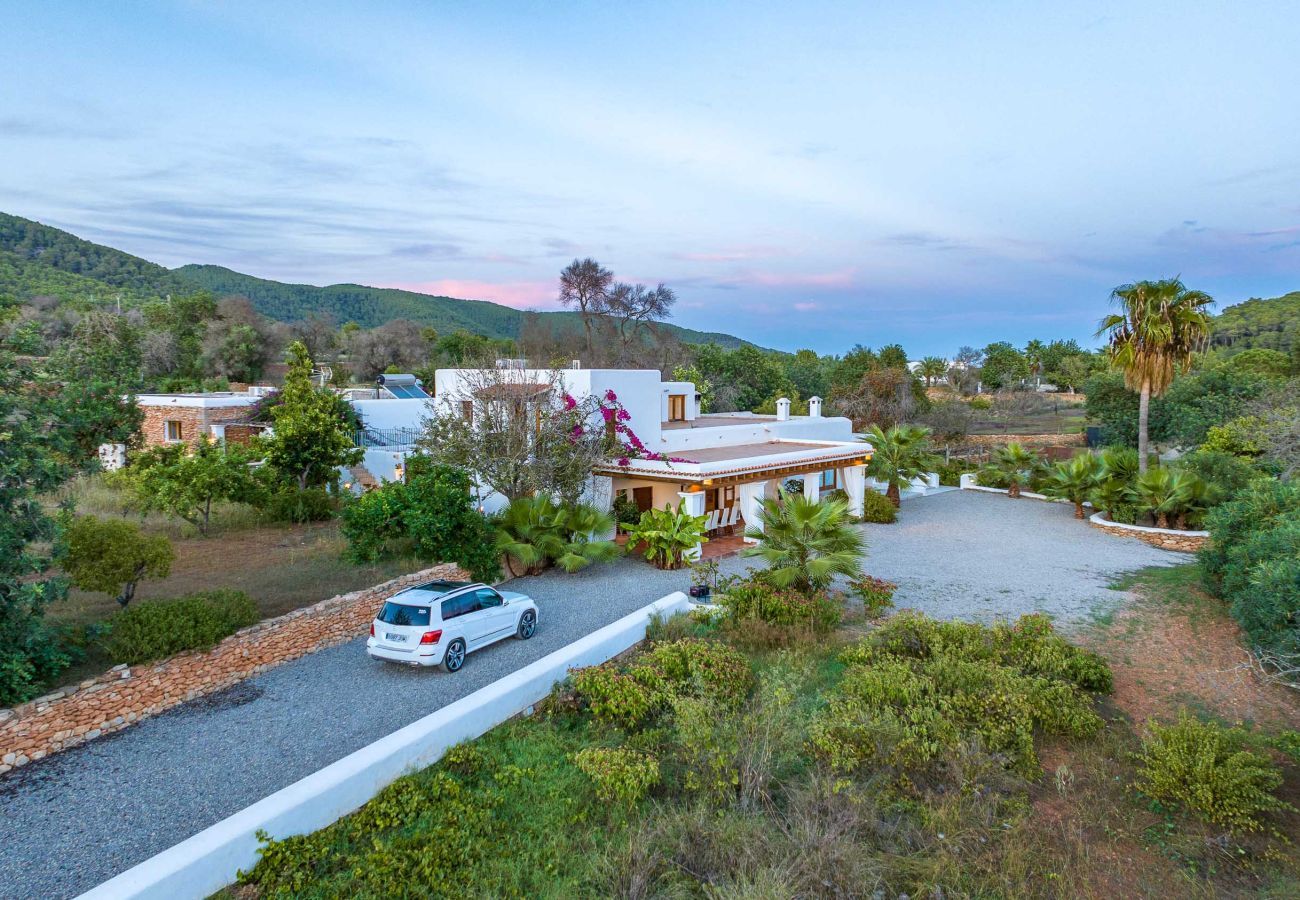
[78,591,691,900]
[1087,511,1208,537]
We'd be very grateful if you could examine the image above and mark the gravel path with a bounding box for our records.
[0,560,752,900]
[0,490,1188,899]
[860,489,1192,629]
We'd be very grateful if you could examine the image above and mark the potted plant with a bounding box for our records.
[688,558,719,599]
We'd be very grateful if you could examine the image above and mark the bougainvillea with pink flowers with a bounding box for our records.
[563,389,690,467]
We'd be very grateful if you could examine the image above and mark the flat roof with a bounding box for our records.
[673,441,827,463]
[662,415,771,430]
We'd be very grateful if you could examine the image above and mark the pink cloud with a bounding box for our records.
[793,301,820,312]
[386,278,558,309]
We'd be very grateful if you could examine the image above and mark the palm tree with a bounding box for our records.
[1096,278,1214,473]
[918,356,948,387]
[494,496,620,577]
[741,494,864,593]
[1089,446,1139,520]
[1128,467,1187,529]
[1024,339,1045,389]
[980,442,1041,498]
[1043,453,1102,518]
[862,424,940,507]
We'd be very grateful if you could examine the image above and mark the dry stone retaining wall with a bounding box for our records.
[0,564,467,776]
[1087,513,1208,552]
[965,433,1087,448]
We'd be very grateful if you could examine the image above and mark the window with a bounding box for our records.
[377,602,431,627]
[460,400,474,425]
[820,469,839,490]
[474,588,503,609]
[668,394,686,421]
[441,592,477,621]
[164,420,183,443]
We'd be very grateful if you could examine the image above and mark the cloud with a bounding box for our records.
[793,301,820,312]
[387,278,558,309]
[0,116,127,140]
[391,242,464,260]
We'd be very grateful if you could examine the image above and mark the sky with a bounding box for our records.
[2,1,1298,356]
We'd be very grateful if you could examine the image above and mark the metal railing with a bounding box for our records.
[353,427,421,449]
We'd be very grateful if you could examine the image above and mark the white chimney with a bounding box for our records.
[571,359,581,370]
[775,397,791,421]
[808,396,822,418]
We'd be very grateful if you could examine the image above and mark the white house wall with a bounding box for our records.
[658,416,855,455]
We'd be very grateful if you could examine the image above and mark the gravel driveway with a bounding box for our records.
[861,489,1192,629]
[0,561,749,900]
[0,490,1188,899]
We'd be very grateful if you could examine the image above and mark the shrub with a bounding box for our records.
[1201,479,1300,654]
[340,462,501,583]
[105,589,259,664]
[571,747,660,805]
[1132,713,1294,832]
[811,612,1109,778]
[716,575,842,637]
[60,515,175,607]
[859,489,897,523]
[847,575,897,618]
[492,496,619,577]
[573,638,755,730]
[969,395,993,411]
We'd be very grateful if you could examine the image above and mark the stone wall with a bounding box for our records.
[1087,513,1209,552]
[965,433,1087,448]
[139,404,254,449]
[0,564,467,775]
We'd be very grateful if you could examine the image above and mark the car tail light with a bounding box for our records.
[369,623,375,637]
[420,630,443,645]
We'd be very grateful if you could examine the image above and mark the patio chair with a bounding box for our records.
[723,505,740,535]
[703,509,720,534]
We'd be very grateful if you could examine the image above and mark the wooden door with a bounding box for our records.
[632,486,653,512]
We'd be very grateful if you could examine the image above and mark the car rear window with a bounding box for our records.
[377,602,431,627]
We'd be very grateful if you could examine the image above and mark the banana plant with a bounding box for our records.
[625,503,708,570]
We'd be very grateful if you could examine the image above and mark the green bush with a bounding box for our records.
[105,590,260,664]
[860,489,897,523]
[1133,713,1293,832]
[934,461,970,487]
[716,575,842,637]
[340,462,501,583]
[812,612,1110,777]
[1201,479,1300,654]
[571,747,660,805]
[573,638,755,730]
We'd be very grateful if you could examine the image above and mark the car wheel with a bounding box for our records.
[517,610,537,640]
[443,639,466,673]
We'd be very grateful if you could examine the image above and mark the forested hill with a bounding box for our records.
[0,211,752,348]
[1210,291,1300,355]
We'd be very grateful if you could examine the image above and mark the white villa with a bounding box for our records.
[430,365,874,549]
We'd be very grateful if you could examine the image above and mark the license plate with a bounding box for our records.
[386,633,407,642]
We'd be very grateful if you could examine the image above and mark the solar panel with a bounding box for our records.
[385,384,429,399]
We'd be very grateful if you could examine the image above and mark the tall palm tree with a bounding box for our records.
[862,424,940,507]
[741,494,864,593]
[918,356,948,387]
[1024,339,1045,389]
[1096,278,1213,472]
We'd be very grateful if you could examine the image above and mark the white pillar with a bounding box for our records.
[585,475,616,539]
[736,481,768,543]
[677,490,706,560]
[843,464,867,518]
[802,473,820,504]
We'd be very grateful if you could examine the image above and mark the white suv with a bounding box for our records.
[366,580,539,672]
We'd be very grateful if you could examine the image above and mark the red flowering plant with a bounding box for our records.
[563,389,691,468]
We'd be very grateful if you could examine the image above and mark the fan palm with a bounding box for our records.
[493,495,619,577]
[1043,453,1103,518]
[862,424,940,507]
[918,356,948,387]
[1128,467,1190,529]
[741,494,864,594]
[980,442,1041,498]
[1096,278,1213,472]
